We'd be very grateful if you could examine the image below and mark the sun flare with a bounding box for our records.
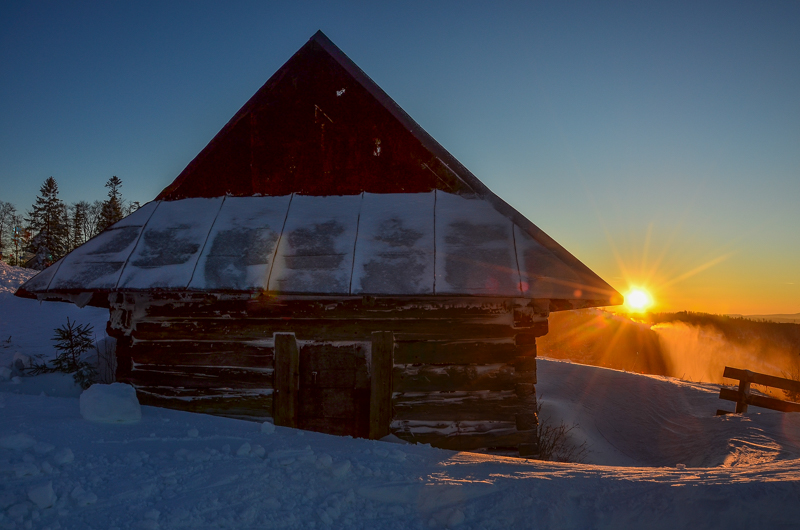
[625,288,653,312]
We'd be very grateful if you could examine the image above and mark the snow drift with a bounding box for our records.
[2,263,800,528]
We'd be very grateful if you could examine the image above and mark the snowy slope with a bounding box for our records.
[0,262,109,376]
[2,263,800,529]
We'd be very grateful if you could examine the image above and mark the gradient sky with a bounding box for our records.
[1,1,798,315]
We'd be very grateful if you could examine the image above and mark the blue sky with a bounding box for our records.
[1,1,798,313]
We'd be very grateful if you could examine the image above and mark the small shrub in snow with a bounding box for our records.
[781,361,800,403]
[534,398,588,463]
[27,318,98,389]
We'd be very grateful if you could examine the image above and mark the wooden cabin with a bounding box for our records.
[16,31,620,456]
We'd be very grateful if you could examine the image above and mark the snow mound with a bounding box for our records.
[79,383,142,423]
[0,262,37,295]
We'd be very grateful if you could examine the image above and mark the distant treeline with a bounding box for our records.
[647,311,800,353]
[539,309,800,384]
[0,176,139,269]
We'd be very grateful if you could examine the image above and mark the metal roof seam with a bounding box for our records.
[186,196,227,290]
[266,192,295,293]
[112,200,163,291]
[347,192,365,295]
[41,251,68,293]
[432,189,437,295]
[511,220,524,298]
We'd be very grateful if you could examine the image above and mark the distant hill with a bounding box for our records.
[538,309,800,386]
[738,313,800,324]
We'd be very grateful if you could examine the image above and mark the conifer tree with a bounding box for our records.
[25,177,68,269]
[69,201,90,250]
[98,176,125,232]
[0,201,16,262]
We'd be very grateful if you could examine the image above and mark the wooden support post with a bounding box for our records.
[370,331,394,440]
[514,334,539,457]
[513,338,537,374]
[274,332,299,428]
[736,372,752,414]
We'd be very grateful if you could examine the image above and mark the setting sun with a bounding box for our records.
[625,288,653,312]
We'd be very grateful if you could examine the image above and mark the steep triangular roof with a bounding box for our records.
[159,31,477,199]
[17,32,621,308]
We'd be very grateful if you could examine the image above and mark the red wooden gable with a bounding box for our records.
[158,31,476,200]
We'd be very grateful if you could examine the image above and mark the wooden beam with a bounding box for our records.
[394,340,518,365]
[723,366,800,395]
[131,317,516,342]
[127,365,274,390]
[393,363,534,393]
[273,332,300,428]
[370,331,394,439]
[390,420,525,451]
[514,383,538,431]
[719,387,800,413]
[393,390,519,422]
[134,296,518,321]
[134,387,273,421]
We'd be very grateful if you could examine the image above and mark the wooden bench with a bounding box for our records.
[717,366,800,415]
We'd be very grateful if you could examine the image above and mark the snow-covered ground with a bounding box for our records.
[2,263,800,529]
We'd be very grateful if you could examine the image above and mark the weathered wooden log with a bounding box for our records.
[127,365,274,390]
[390,420,527,451]
[393,363,534,393]
[516,342,537,356]
[134,387,273,421]
[273,333,300,428]
[132,296,520,321]
[394,340,518,365]
[514,385,538,431]
[128,349,274,369]
[130,317,516,342]
[515,326,547,344]
[518,435,540,457]
[393,390,519,422]
[370,331,394,439]
[513,356,537,374]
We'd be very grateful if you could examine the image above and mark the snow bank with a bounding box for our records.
[0,263,109,396]
[0,262,37,295]
[2,386,800,530]
[79,383,141,423]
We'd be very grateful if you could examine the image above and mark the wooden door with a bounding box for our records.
[297,342,371,437]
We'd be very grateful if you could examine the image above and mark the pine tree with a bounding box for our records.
[69,201,90,250]
[25,177,68,269]
[0,201,17,262]
[98,176,125,232]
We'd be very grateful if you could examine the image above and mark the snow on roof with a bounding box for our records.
[17,191,619,305]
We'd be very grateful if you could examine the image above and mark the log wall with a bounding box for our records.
[109,293,545,453]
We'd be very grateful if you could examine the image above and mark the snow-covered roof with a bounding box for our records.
[18,191,617,304]
[17,32,620,307]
